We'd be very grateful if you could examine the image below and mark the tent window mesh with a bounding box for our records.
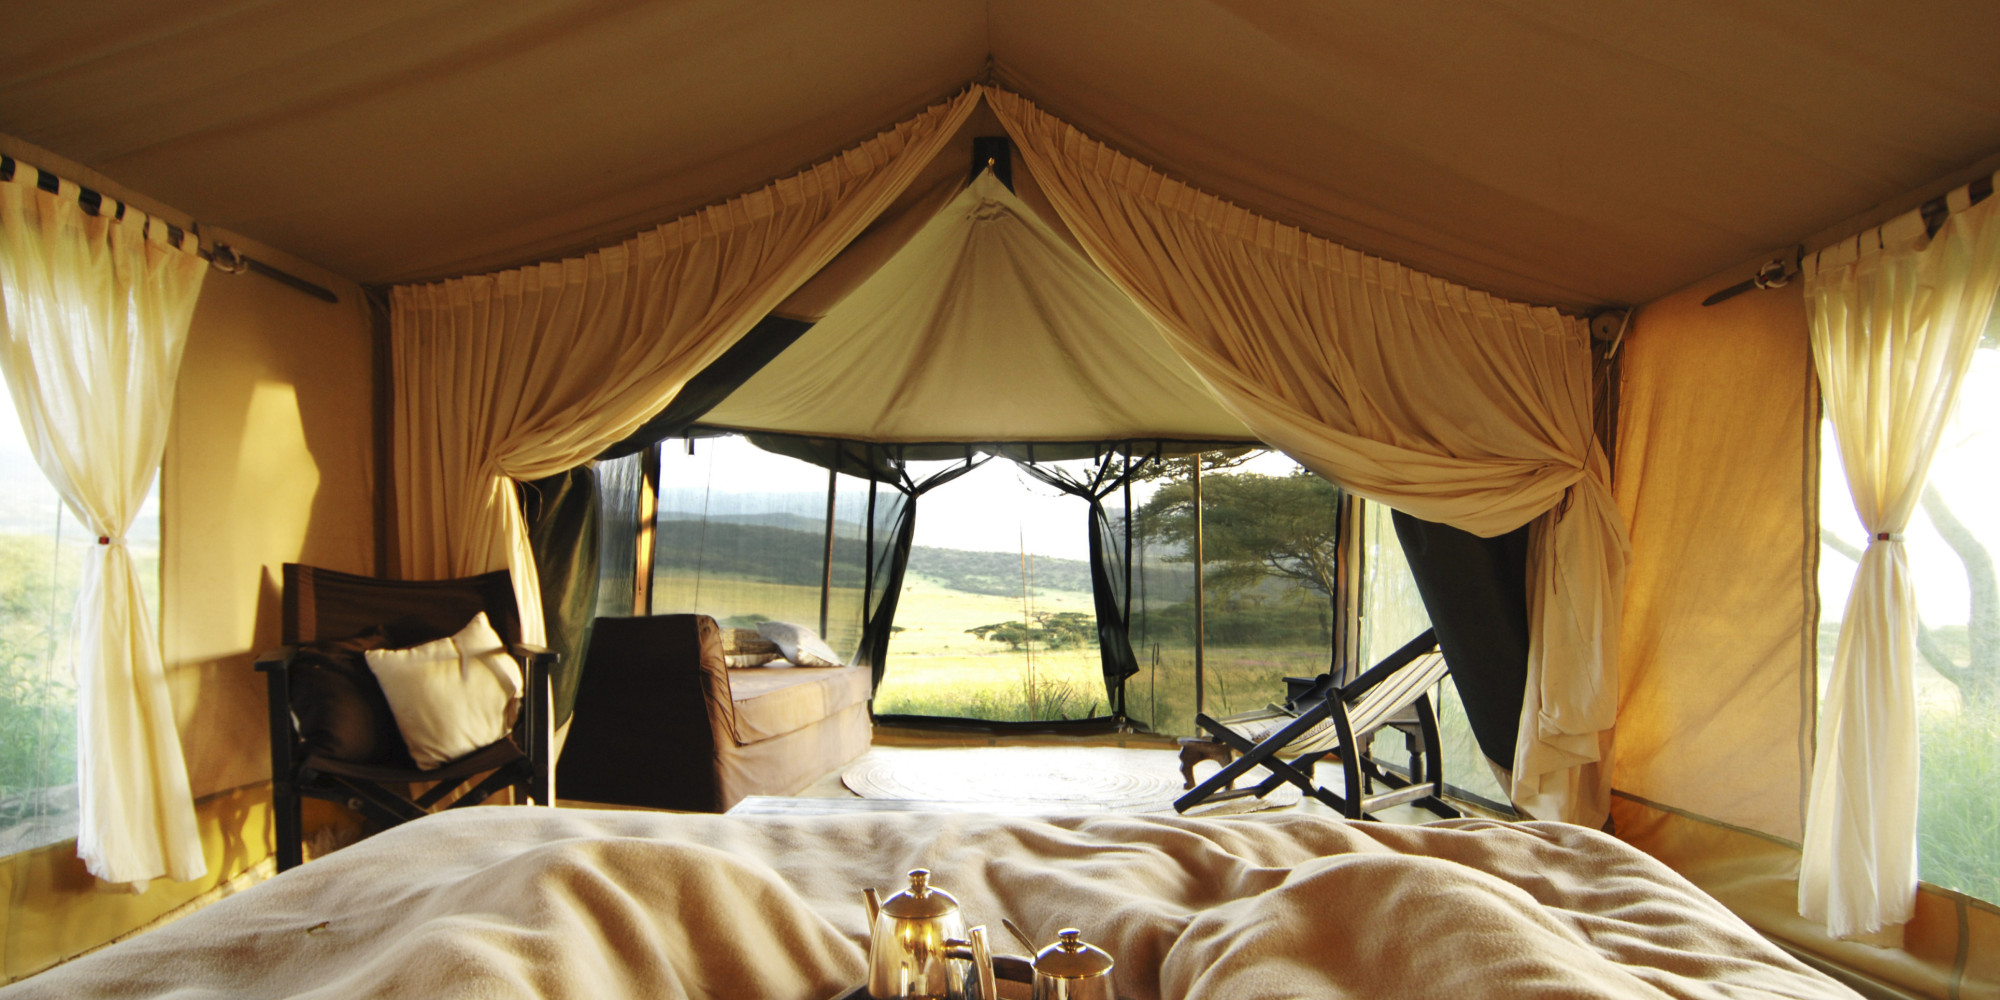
[650,436,868,659]
[872,459,1106,722]
[1359,499,1511,810]
[592,451,642,619]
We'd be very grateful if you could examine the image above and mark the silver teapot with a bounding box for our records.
[1028,929,1117,1000]
[862,869,997,1000]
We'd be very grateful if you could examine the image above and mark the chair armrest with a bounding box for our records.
[256,647,302,798]
[255,646,300,672]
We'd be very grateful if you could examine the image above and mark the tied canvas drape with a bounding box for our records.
[0,165,208,886]
[1799,185,2000,940]
[987,87,1628,826]
[392,92,978,641]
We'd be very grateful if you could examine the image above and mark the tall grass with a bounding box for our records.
[1919,705,2000,903]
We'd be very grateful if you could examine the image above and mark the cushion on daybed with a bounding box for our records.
[754,620,843,667]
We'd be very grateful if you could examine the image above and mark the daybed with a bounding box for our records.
[0,806,1860,999]
[556,615,872,812]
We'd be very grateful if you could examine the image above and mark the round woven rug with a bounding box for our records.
[840,746,1299,814]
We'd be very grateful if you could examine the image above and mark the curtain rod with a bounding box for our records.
[1702,171,1995,307]
[0,154,339,304]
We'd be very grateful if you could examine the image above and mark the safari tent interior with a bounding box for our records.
[2,2,1999,998]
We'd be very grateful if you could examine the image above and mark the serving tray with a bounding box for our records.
[829,955,1035,1000]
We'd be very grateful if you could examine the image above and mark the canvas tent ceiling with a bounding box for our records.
[4,2,1999,312]
[701,171,1257,444]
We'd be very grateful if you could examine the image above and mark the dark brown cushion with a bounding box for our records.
[287,628,416,768]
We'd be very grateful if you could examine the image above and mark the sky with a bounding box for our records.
[0,375,160,546]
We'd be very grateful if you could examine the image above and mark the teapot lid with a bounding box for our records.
[879,869,960,919]
[1034,929,1115,979]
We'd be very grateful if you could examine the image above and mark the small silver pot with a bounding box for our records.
[1029,929,1117,1000]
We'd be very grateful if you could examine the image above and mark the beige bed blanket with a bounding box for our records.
[5,808,1857,999]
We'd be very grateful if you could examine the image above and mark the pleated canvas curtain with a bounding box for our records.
[0,164,208,886]
[1799,185,2000,940]
[987,87,1627,825]
[392,92,978,642]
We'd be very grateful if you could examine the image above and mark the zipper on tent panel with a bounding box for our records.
[863,446,878,631]
[1191,453,1206,720]
[633,443,662,616]
[1332,491,1359,683]
[820,459,837,637]
[1121,444,1134,724]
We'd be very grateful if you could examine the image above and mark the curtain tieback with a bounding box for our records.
[1872,532,1904,542]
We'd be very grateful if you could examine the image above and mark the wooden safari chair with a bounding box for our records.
[1174,629,1460,820]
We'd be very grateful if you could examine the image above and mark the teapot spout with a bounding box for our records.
[862,886,881,925]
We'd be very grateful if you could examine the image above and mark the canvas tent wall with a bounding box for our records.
[2,2,1999,995]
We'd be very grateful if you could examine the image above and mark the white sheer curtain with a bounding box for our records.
[987,87,1625,826]
[392,93,976,642]
[0,163,208,886]
[1800,183,2000,940]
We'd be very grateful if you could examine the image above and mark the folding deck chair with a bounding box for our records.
[1174,629,1460,820]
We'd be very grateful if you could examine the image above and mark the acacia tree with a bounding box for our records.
[966,611,1096,651]
[1134,467,1344,619]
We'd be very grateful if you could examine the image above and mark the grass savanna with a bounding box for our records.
[0,529,93,853]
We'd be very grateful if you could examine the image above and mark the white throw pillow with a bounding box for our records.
[364,612,524,769]
[755,621,844,667]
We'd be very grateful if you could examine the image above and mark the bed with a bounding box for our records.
[2,807,1859,999]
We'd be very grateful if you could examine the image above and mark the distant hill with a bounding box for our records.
[906,545,1092,597]
[653,514,1125,596]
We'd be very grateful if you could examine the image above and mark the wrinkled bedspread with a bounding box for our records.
[4,808,1857,999]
